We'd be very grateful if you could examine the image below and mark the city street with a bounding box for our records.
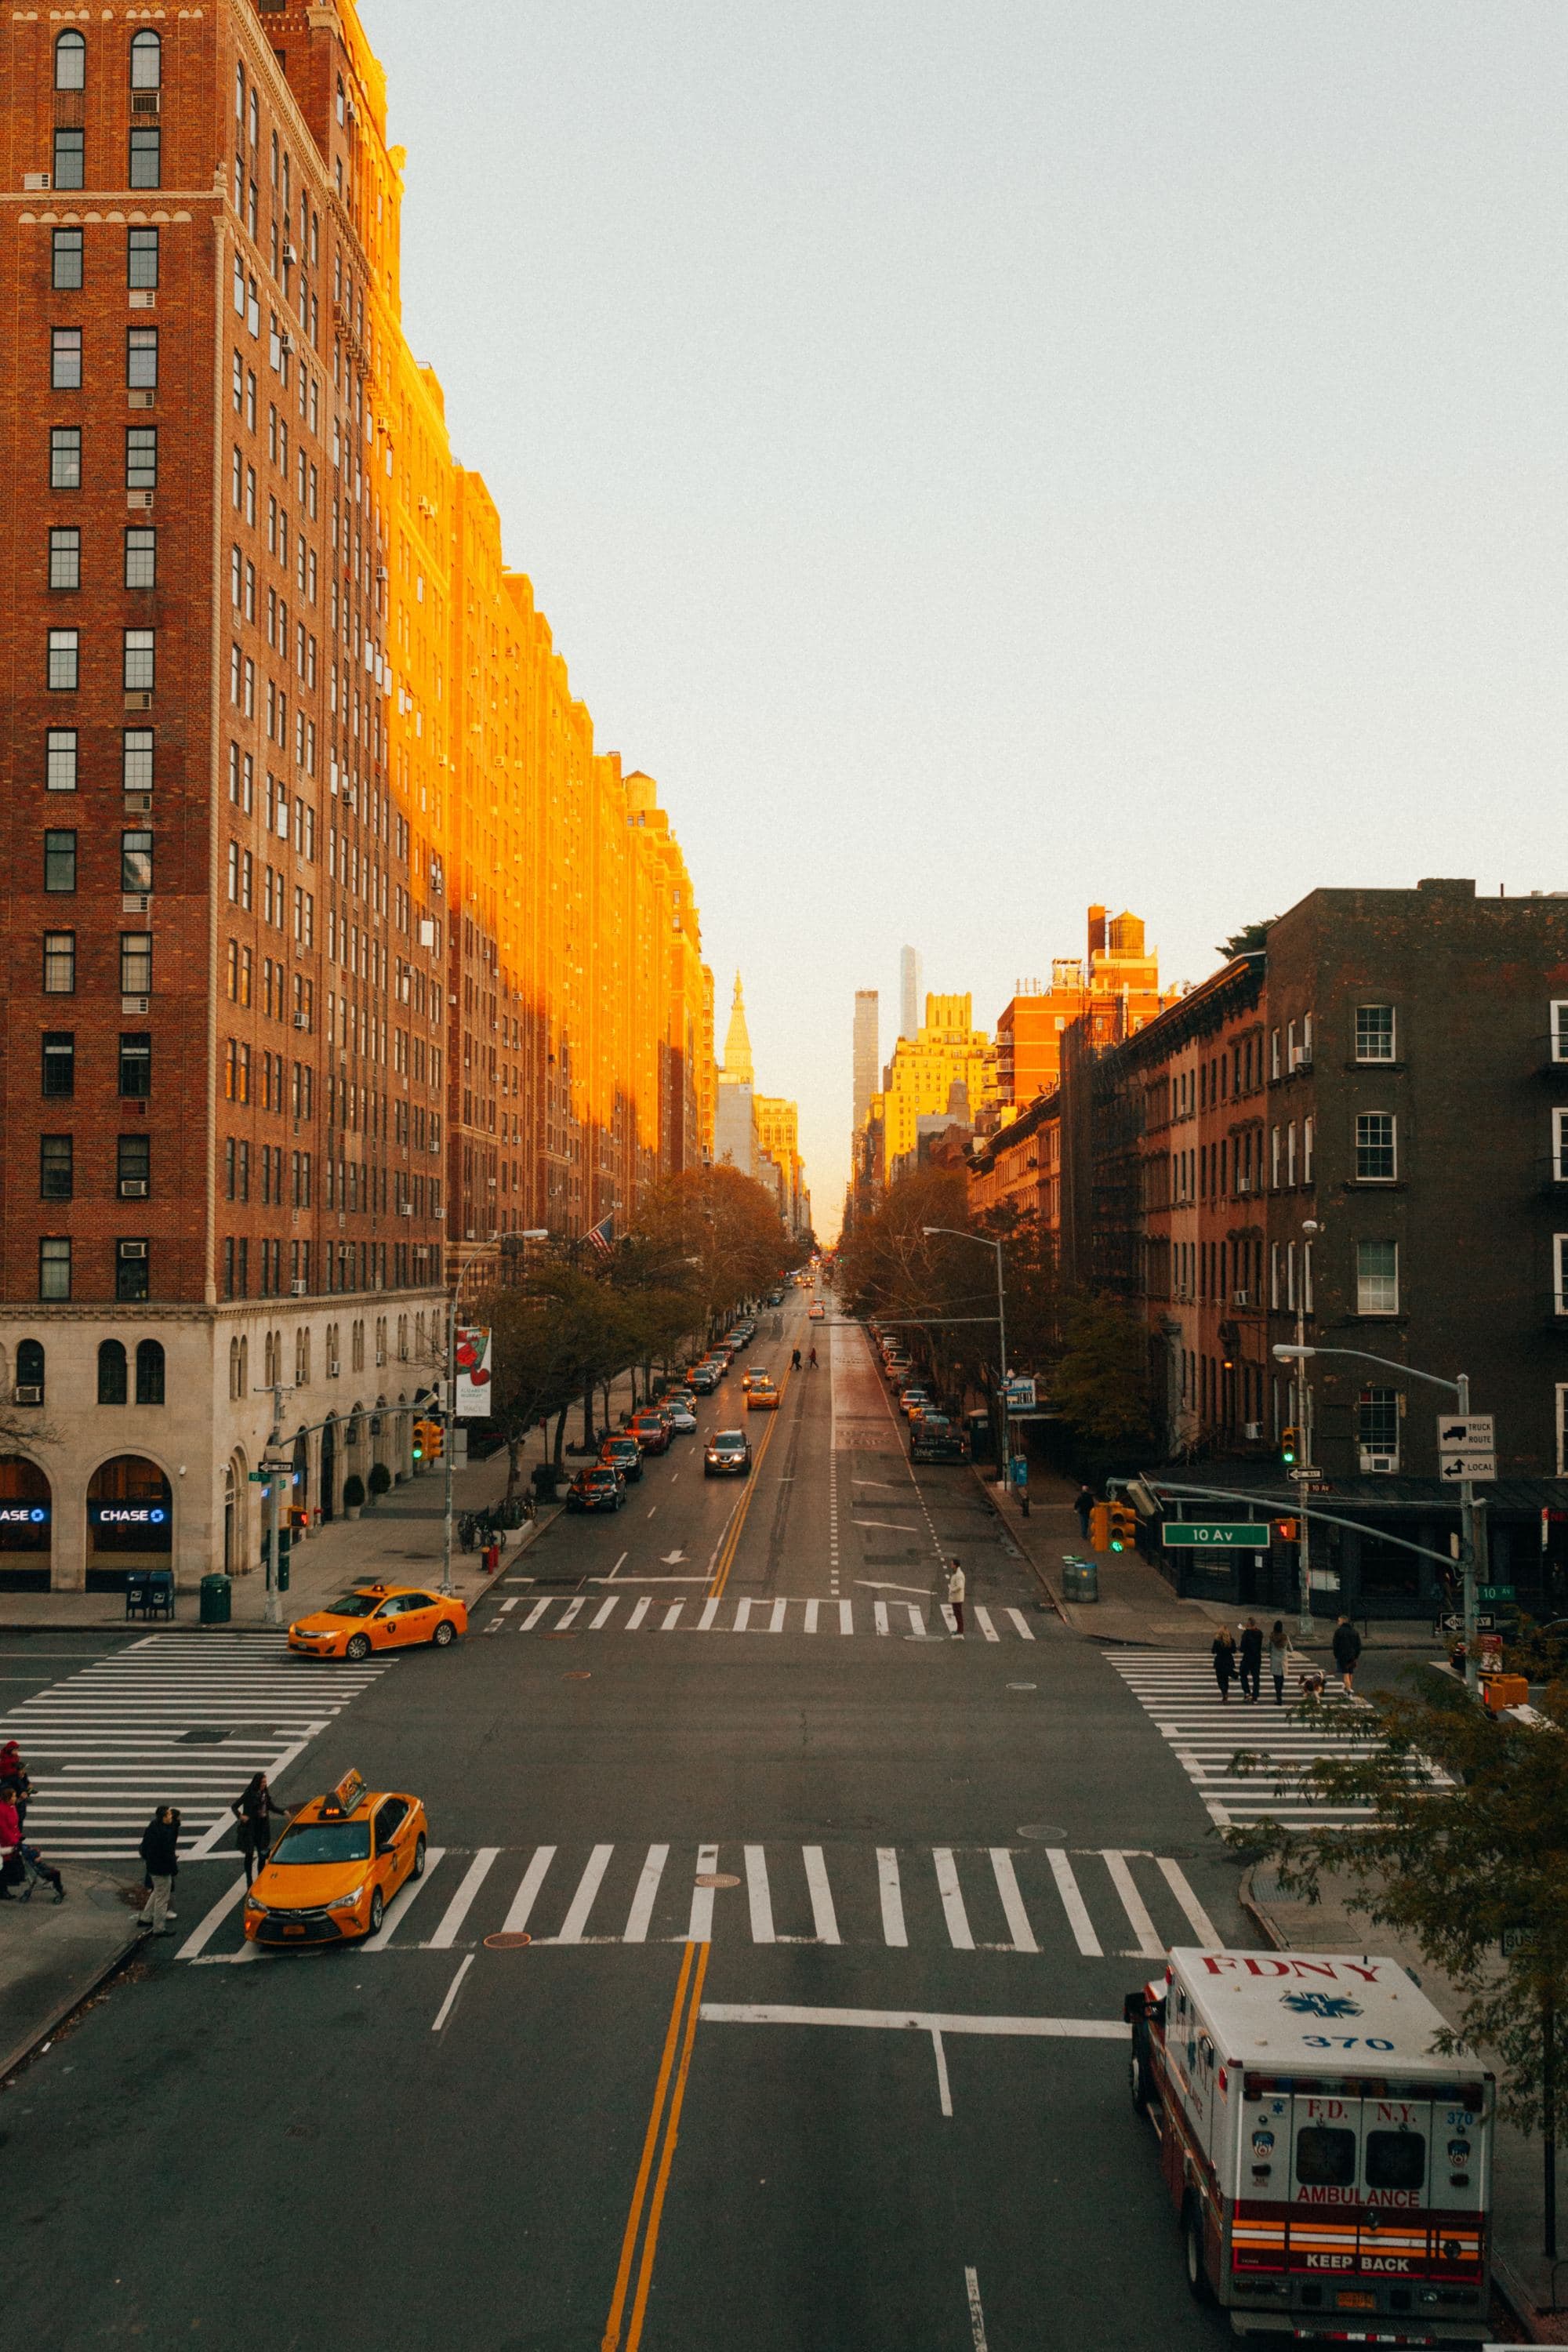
[3,1300,1267,2350]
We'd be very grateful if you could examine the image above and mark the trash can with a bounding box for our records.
[1062,1559,1098,1604]
[200,1571,232,1626]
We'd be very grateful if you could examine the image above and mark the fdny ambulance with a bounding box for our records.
[1124,1948,1494,2342]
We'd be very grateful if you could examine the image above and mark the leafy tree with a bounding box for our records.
[1227,1669,1568,2255]
[1051,1290,1153,1446]
[1215,916,1276,960]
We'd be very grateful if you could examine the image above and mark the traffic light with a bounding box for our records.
[1108,1502,1138,1553]
[1277,1519,1298,1542]
[261,1524,292,1592]
[1280,1425,1298,1466]
[414,1416,445,1465]
[1088,1503,1111,1552]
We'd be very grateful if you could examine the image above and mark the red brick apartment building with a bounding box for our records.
[0,2,448,1587]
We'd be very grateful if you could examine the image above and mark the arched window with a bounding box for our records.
[135,1339,165,1405]
[240,1334,249,1394]
[14,1340,45,1403]
[98,1340,129,1406]
[229,1335,241,1399]
[55,30,86,91]
[130,30,161,90]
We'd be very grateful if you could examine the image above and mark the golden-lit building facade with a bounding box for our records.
[869,993,997,1173]
[754,1097,806,1236]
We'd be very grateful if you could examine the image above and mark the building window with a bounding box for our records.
[42,932,76,994]
[1356,1004,1396,1062]
[129,127,161,190]
[122,729,154,791]
[125,528,156,590]
[123,629,154,692]
[115,1240,150,1303]
[1551,1004,1568,1065]
[128,226,159,290]
[125,426,157,489]
[1557,1385,1568,1477]
[118,1134,150,1197]
[1302,1113,1314,1184]
[1357,1386,1399,1460]
[52,227,83,291]
[135,1339,165,1405]
[53,128,85,191]
[1554,1108,1568,1185]
[119,932,153,996]
[47,630,79,690]
[1355,1112,1397,1181]
[44,831,77,893]
[122,829,153,892]
[1356,1239,1399,1317]
[118,1033,151,1098]
[42,1033,75,1098]
[49,528,81,590]
[97,1340,128,1406]
[55,28,86,89]
[51,329,83,394]
[39,1135,73,1202]
[39,1239,71,1302]
[45,730,78,792]
[51,428,82,489]
[130,31,161,90]
[127,328,158,390]
[1556,1236,1568,1319]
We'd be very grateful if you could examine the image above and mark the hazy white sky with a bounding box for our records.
[365,1,1566,1235]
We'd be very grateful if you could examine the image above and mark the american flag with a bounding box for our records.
[587,1213,615,1261]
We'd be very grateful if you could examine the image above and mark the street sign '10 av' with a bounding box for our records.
[1162,1523,1271,1549]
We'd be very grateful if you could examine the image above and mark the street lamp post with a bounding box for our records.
[1274,1341,1486,1690]
[441,1230,549,1596]
[1290,1221,1319,1638]
[924,1226,1009,1487]
[253,1377,293,1628]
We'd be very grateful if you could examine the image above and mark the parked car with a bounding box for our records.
[705,1429,752,1477]
[630,1412,671,1455]
[666,1402,698,1433]
[910,1414,969,1465]
[599,1436,644,1483]
[567,1465,626,1513]
[899,1388,934,1419]
[688,1363,719,1394]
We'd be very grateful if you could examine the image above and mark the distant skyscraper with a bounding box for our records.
[899,947,923,1040]
[852,991,880,1132]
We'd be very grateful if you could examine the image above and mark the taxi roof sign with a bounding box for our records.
[321,1768,368,1819]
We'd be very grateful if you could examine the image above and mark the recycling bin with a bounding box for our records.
[200,1571,232,1626]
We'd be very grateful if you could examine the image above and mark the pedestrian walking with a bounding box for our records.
[1331,1613,1363,1693]
[230,1773,281,1887]
[1238,1617,1264,1703]
[1268,1620,1289,1705]
[1073,1485,1095,1540]
[0,1739,33,1833]
[946,1559,967,1639]
[791,1348,802,1372]
[137,1804,180,1935]
[0,1788,21,1900]
[1211,1627,1237,1702]
[808,1345,818,1369]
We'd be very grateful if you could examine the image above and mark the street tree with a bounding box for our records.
[1051,1290,1154,1448]
[1227,1669,1568,2256]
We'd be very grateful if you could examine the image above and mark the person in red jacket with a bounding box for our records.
[0,1791,21,1900]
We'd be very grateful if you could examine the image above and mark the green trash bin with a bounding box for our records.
[200,1571,232,1626]
[1076,1559,1099,1603]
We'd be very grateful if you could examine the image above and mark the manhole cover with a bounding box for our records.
[693,1872,739,1889]
[563,1670,592,1680]
[1014,1824,1066,1841]
[484,1932,533,1950]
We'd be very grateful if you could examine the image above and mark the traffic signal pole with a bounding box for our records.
[441,1286,456,1598]
[1294,1276,1314,1639]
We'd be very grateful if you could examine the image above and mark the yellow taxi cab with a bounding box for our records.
[287,1581,467,1661]
[243,1769,427,1947]
[746,1377,781,1412]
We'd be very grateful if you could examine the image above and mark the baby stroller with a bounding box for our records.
[15,1841,65,1903]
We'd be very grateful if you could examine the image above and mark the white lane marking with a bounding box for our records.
[965,2265,989,2352]
[609,1552,629,1579]
[1004,1608,1035,1640]
[1157,1856,1221,1947]
[931,2027,953,2118]
[430,1953,473,2033]
[175,1871,248,1961]
[902,1603,927,1636]
[852,1519,919,1532]
[553,1843,614,1943]
[745,1845,775,1942]
[877,1848,907,1947]
[838,1601,853,1635]
[425,1847,499,1949]
[626,1597,652,1630]
[589,1596,618,1630]
[1046,1849,1102,1957]
[647,1508,656,1519]
[623,1844,669,1942]
[857,1580,930,1596]
[874,1602,890,1637]
[362,1847,446,1950]
[502,1846,556,1934]
[1103,1850,1164,1958]
[662,1603,684,1630]
[803,1846,840,1944]
[933,1849,974,1950]
[974,1606,1000,1643]
[804,1599,819,1634]
[699,2002,1128,2040]
[688,1842,719,1941]
[521,1599,552,1631]
[989,1849,1038,1952]
[555,1598,586,1630]
[499,1598,518,1614]
[697,1599,720,1632]
[940,1604,958,1633]
[851,1479,901,1488]
[733,1599,754,1632]
[766,1599,786,1633]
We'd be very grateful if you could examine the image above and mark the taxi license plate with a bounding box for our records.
[1336,2291,1376,2311]
[284,1923,305,1937]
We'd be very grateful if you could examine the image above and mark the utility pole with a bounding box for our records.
[440,1285,457,1598]
[1294,1230,1315,1639]
[257,1377,292,1629]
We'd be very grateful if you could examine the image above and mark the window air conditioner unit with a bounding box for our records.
[120,1179,149,1199]
[24,173,51,192]
[376,1351,386,1367]
[122,994,151,1015]
[122,893,151,916]
[131,93,159,114]
[293,1011,308,1030]
[1361,1451,1398,1475]
[125,794,153,815]
[128,492,154,512]
[290,1279,308,1295]
[125,691,154,712]
[283,243,298,265]
[1236,1173,1251,1193]
[128,390,155,410]
[1243,1421,1261,1440]
[129,290,156,311]
[1232,1288,1251,1307]
[14,1385,43,1406]
[121,1240,148,1260]
[328,1358,341,1377]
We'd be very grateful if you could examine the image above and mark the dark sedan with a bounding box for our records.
[566,1467,625,1513]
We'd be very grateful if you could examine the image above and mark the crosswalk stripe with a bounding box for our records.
[555,1598,585,1630]
[839,1601,853,1635]
[688,1842,719,1940]
[874,1601,890,1636]
[626,1597,651,1629]
[176,1871,248,1962]
[662,1602,684,1629]
[521,1599,552,1630]
[426,1847,500,1948]
[804,1846,840,1944]
[1156,1856,1220,1947]
[554,1844,614,1942]
[697,1599,719,1632]
[506,1593,1050,1641]
[1111,1649,1383,1828]
[975,1606,1000,1642]
[933,1848,974,1949]
[804,1599,819,1633]
[745,1845,775,1942]
[989,1849,1037,1953]
[590,1597,619,1630]
[363,1849,446,1949]
[622,1844,669,1941]
[877,1847,907,1947]
[1004,1609,1035,1641]
[1046,1849,1102,1957]
[1103,1850,1163,1957]
[502,1846,555,1933]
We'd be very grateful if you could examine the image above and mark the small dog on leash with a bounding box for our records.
[1298,1668,1327,1703]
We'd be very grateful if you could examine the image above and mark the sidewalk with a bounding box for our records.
[1243,1864,1566,2342]
[0,1861,145,2086]
[985,1470,1221,1648]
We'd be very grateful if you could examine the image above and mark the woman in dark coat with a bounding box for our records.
[1211,1627,1238,1703]
[231,1773,282,1885]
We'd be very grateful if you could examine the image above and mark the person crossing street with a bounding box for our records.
[946,1558,966,1638]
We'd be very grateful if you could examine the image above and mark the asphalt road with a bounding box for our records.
[5,1299,1256,2352]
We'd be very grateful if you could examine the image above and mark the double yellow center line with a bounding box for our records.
[708,1359,794,1600]
[601,1941,710,2352]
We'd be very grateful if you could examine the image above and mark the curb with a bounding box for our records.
[963,1465,1067,1625]
[0,1907,145,2089]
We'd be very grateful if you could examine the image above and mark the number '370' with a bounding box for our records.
[1301,2035,1395,2050]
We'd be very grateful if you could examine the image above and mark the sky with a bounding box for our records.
[365,1,1566,1236]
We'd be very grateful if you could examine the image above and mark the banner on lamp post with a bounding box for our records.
[455,1326,494,1419]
